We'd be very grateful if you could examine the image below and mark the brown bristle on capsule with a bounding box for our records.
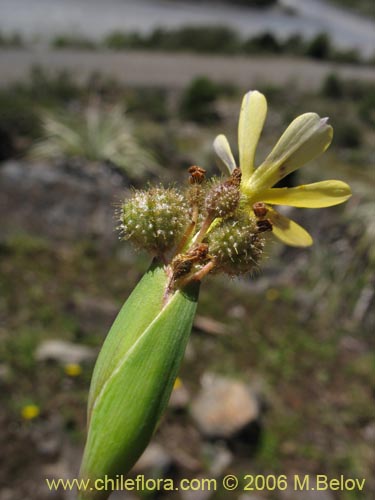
[253,202,268,218]
[171,243,210,281]
[257,219,273,233]
[171,259,194,280]
[188,166,206,185]
[187,243,209,261]
[229,167,242,187]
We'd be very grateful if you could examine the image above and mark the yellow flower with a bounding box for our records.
[214,90,352,247]
[266,288,280,302]
[64,363,82,377]
[173,376,183,390]
[21,404,40,420]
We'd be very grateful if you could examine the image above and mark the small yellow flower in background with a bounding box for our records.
[266,288,280,302]
[64,363,82,377]
[173,377,183,390]
[21,404,40,420]
[214,90,352,247]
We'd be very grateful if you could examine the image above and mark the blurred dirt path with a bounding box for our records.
[1,49,374,89]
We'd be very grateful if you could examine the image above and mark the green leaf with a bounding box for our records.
[79,263,199,499]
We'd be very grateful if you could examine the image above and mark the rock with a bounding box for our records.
[0,489,13,500]
[0,160,127,246]
[110,492,138,500]
[193,316,230,336]
[32,415,64,461]
[35,340,96,364]
[190,374,260,439]
[227,305,246,319]
[133,443,172,474]
[362,422,375,443]
[0,364,10,382]
[352,285,373,323]
[238,495,263,500]
[43,460,74,499]
[157,417,202,472]
[43,442,83,500]
[184,340,196,362]
[203,443,232,477]
[339,335,366,354]
[280,477,335,500]
[38,438,62,462]
[169,380,190,409]
[180,482,215,500]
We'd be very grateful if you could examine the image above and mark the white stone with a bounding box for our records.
[191,373,259,438]
[35,340,95,364]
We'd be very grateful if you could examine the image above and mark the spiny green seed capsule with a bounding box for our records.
[207,214,265,275]
[205,168,241,219]
[120,187,190,255]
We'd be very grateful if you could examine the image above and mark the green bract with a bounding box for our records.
[79,262,199,499]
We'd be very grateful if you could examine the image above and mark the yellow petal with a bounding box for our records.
[238,90,267,183]
[257,180,352,208]
[213,134,237,174]
[249,113,333,191]
[268,208,313,247]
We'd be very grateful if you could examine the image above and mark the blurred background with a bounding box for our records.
[0,1,374,499]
